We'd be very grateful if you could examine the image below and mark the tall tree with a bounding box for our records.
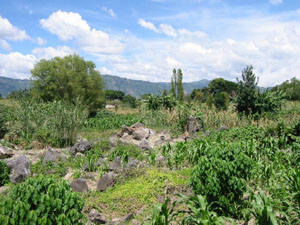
[31,54,105,115]
[170,68,177,97]
[170,68,184,101]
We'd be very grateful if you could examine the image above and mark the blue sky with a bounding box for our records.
[0,0,300,86]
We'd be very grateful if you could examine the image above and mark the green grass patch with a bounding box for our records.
[85,168,191,218]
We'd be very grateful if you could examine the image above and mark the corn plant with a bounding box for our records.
[151,198,177,225]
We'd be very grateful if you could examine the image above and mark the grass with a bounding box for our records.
[85,168,191,218]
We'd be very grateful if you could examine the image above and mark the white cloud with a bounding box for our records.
[101,7,116,18]
[159,24,177,37]
[36,37,47,45]
[32,46,76,60]
[269,0,283,5]
[40,10,124,55]
[0,39,11,51]
[0,16,30,41]
[137,19,159,32]
[0,52,36,79]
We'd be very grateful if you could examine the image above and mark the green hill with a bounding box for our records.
[0,75,210,98]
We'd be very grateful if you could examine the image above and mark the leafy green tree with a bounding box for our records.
[272,77,300,101]
[170,68,184,101]
[209,78,238,96]
[104,90,125,100]
[214,91,229,111]
[6,89,30,99]
[30,54,105,115]
[123,94,137,108]
[235,65,259,116]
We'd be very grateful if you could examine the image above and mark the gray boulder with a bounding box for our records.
[131,122,145,129]
[97,172,115,191]
[5,155,31,183]
[217,126,229,132]
[125,158,139,169]
[132,128,150,140]
[43,148,65,165]
[109,136,118,147]
[0,145,14,159]
[71,178,89,193]
[140,139,151,150]
[120,125,133,136]
[95,157,106,168]
[109,156,122,172]
[69,140,92,155]
[187,115,204,135]
[88,209,107,224]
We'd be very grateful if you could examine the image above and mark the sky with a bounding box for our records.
[0,0,300,87]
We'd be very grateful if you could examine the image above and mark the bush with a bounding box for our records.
[214,91,229,111]
[190,141,255,216]
[7,99,87,147]
[0,175,85,225]
[0,161,10,186]
[0,103,11,139]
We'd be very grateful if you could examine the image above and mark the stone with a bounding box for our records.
[5,155,31,183]
[109,156,122,172]
[132,128,150,140]
[108,213,134,225]
[140,139,151,150]
[125,158,139,169]
[69,140,92,155]
[0,145,14,159]
[217,126,229,132]
[75,152,84,158]
[43,147,65,165]
[70,178,89,193]
[109,136,119,147]
[156,155,166,167]
[97,172,115,191]
[88,209,107,224]
[131,122,145,129]
[186,115,204,135]
[95,157,106,168]
[120,125,133,136]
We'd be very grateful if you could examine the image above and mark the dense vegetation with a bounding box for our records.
[0,57,300,224]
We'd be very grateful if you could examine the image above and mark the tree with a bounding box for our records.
[123,94,137,108]
[272,77,300,101]
[208,78,238,96]
[104,90,125,100]
[235,65,259,116]
[214,91,229,111]
[30,54,105,115]
[170,68,184,101]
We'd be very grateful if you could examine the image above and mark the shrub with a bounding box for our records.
[0,103,11,139]
[190,141,255,216]
[214,91,229,111]
[0,161,10,186]
[0,175,85,225]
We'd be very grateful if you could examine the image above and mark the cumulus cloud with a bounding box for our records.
[32,46,76,60]
[159,24,177,37]
[40,10,124,55]
[101,7,116,18]
[36,37,47,45]
[137,19,159,32]
[0,39,11,51]
[0,52,36,79]
[269,0,283,5]
[0,16,30,41]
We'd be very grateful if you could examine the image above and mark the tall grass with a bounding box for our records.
[6,99,87,147]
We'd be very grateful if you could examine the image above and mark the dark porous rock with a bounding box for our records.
[70,178,88,193]
[97,172,115,191]
[43,147,65,165]
[125,158,140,169]
[140,139,151,150]
[187,115,204,135]
[120,125,133,137]
[95,157,106,168]
[88,209,107,224]
[109,156,122,172]
[108,213,134,225]
[69,140,92,155]
[131,122,145,129]
[0,145,14,159]
[5,155,31,183]
[217,126,229,132]
[109,136,119,147]
[132,128,150,140]
[156,155,166,167]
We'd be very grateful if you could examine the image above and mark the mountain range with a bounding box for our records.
[0,75,210,98]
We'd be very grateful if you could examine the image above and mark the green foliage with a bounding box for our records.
[0,161,10,186]
[0,103,11,138]
[214,91,229,111]
[209,78,238,96]
[147,95,161,111]
[190,140,256,216]
[0,175,85,225]
[6,89,31,100]
[272,77,300,101]
[109,144,143,163]
[84,113,144,131]
[7,99,87,147]
[170,68,184,101]
[151,198,176,225]
[206,94,214,109]
[104,90,125,100]
[123,94,137,108]
[31,54,105,115]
